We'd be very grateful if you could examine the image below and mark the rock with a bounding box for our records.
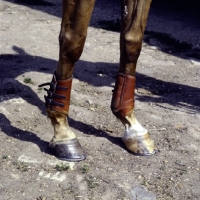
[195,113,200,119]
[86,100,92,105]
[129,186,156,200]
[14,107,21,112]
[73,78,80,84]
[8,97,25,104]
[190,59,200,66]
[136,88,153,95]
[18,154,42,164]
[0,106,10,115]
[149,46,159,50]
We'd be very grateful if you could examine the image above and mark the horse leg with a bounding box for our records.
[42,0,96,161]
[111,0,156,155]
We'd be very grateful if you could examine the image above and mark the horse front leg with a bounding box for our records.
[111,0,156,155]
[41,0,95,161]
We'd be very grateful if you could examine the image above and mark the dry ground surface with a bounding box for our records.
[0,0,200,199]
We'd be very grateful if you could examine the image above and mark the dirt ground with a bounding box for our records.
[0,0,200,199]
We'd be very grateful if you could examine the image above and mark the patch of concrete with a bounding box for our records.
[38,170,67,182]
[130,186,156,200]
[18,155,42,164]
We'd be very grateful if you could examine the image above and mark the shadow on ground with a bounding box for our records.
[0,113,127,156]
[1,0,200,153]
[0,113,50,154]
[4,0,200,60]
[0,46,199,114]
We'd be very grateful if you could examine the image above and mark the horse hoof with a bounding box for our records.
[49,138,86,162]
[122,133,156,156]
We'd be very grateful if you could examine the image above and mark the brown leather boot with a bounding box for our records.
[111,73,135,118]
[39,72,72,114]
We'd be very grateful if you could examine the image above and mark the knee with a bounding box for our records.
[121,33,143,63]
[124,32,143,52]
[59,31,86,62]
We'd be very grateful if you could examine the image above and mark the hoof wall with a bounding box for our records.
[50,138,86,162]
[123,133,156,156]
[134,149,157,156]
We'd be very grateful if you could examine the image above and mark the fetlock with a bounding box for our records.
[39,72,76,142]
[39,73,86,161]
[47,109,76,143]
[121,112,156,155]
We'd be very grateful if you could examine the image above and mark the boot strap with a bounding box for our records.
[39,71,72,115]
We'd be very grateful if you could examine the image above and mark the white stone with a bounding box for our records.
[0,106,10,115]
[8,97,25,104]
[190,59,200,65]
[18,155,42,164]
[130,186,156,200]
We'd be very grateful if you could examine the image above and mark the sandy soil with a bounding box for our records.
[0,0,200,199]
